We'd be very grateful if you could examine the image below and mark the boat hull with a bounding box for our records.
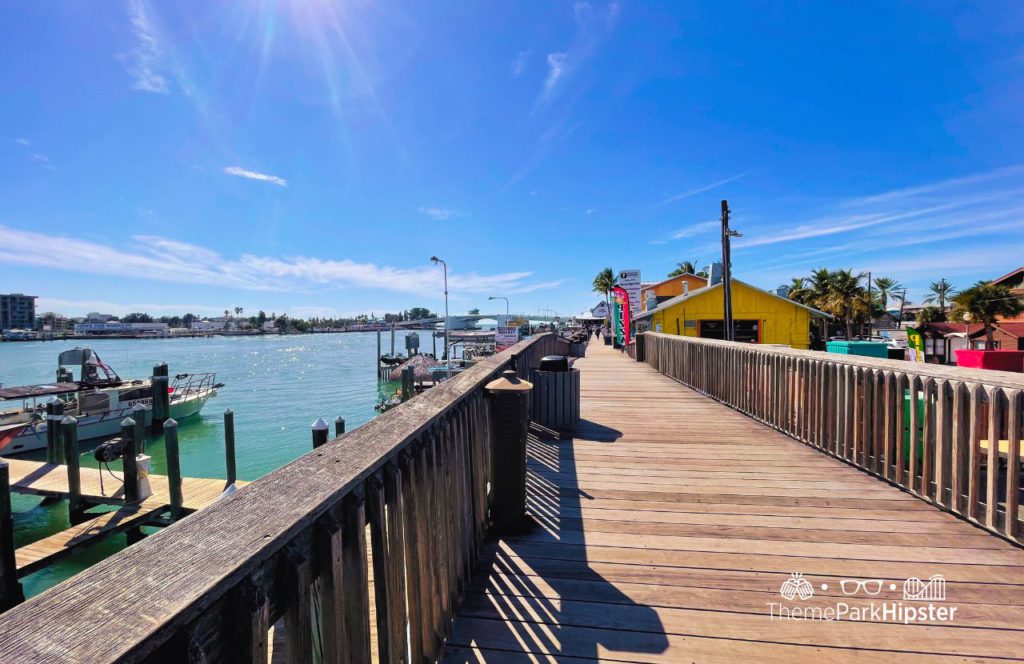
[0,390,215,456]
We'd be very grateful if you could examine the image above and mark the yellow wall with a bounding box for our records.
[642,274,707,300]
[645,281,814,349]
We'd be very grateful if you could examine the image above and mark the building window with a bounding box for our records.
[698,320,760,343]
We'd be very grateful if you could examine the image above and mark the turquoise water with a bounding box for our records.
[0,332,399,597]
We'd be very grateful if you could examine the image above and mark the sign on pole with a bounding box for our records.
[618,270,641,320]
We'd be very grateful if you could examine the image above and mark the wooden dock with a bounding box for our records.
[443,340,1024,662]
[7,458,245,577]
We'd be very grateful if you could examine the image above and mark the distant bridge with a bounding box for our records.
[394,313,561,330]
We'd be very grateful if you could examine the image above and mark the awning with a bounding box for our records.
[0,382,80,400]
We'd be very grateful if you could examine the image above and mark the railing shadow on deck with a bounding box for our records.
[445,428,669,661]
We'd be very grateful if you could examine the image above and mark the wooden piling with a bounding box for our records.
[0,463,25,611]
[312,418,329,449]
[45,401,64,465]
[62,416,85,526]
[224,409,237,487]
[132,403,147,454]
[164,418,183,520]
[390,325,395,356]
[334,416,346,437]
[151,362,169,432]
[121,418,139,504]
[402,366,415,402]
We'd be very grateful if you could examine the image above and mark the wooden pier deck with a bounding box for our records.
[443,340,1024,662]
[7,458,245,576]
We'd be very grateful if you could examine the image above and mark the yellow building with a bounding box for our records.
[633,279,830,349]
[640,274,708,311]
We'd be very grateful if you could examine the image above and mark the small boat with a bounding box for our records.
[379,354,406,366]
[0,348,222,456]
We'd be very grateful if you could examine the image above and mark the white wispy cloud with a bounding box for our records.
[36,297,225,317]
[512,50,530,77]
[224,166,288,187]
[418,206,465,220]
[126,0,169,94]
[14,138,30,146]
[29,152,56,171]
[651,173,749,209]
[542,53,569,99]
[0,226,556,298]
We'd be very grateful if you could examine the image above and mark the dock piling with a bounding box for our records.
[151,362,169,431]
[163,419,183,520]
[224,409,237,487]
[0,463,25,611]
[132,403,147,454]
[121,417,143,545]
[401,366,414,402]
[45,401,65,465]
[62,416,85,525]
[334,416,345,437]
[312,418,329,448]
[121,418,139,504]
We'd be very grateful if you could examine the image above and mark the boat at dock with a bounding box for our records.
[0,348,221,456]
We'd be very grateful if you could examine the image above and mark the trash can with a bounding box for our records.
[530,357,580,434]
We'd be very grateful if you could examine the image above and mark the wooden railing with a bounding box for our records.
[638,332,1024,544]
[0,333,568,663]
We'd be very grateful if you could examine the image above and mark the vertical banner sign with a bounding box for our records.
[906,327,925,363]
[618,270,642,321]
[611,285,631,345]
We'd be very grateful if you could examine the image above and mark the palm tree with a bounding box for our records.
[951,281,1024,349]
[923,278,956,313]
[234,306,243,317]
[785,277,809,305]
[872,276,902,310]
[592,267,616,304]
[668,261,696,277]
[915,306,945,325]
[817,269,868,340]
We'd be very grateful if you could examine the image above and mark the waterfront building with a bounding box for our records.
[85,312,117,323]
[633,277,830,349]
[73,322,169,336]
[0,293,36,330]
[640,274,708,311]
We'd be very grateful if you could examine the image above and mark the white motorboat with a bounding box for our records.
[0,348,222,456]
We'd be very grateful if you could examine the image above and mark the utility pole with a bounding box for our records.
[720,200,741,342]
[897,289,908,329]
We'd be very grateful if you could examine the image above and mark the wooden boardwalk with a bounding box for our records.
[443,340,1024,662]
[7,458,245,576]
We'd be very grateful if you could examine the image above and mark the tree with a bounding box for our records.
[923,278,956,312]
[234,306,243,317]
[257,310,267,326]
[407,307,435,320]
[592,267,616,304]
[183,313,197,329]
[915,306,945,325]
[814,269,869,340]
[274,315,289,331]
[668,261,696,277]
[872,276,902,310]
[122,312,153,323]
[223,309,230,318]
[951,281,1024,349]
[785,277,810,305]
[467,308,480,315]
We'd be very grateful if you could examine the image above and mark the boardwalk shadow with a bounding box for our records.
[449,430,668,661]
[572,419,622,443]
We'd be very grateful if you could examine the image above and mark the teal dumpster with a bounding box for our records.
[826,341,891,359]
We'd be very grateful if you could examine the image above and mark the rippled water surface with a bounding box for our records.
[0,332,396,596]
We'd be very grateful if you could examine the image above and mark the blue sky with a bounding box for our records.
[1,1,1022,319]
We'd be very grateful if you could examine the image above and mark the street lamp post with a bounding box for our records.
[431,256,451,378]
[720,200,742,342]
[488,296,510,317]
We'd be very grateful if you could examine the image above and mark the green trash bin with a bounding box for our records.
[903,390,925,461]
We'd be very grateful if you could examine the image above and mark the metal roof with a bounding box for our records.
[0,382,81,400]
[633,279,832,321]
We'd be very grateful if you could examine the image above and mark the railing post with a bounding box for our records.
[402,366,415,402]
[45,400,65,465]
[485,369,534,533]
[0,462,25,611]
[132,402,148,454]
[62,416,85,526]
[334,416,346,437]
[121,417,139,504]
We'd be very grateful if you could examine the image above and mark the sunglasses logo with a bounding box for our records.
[840,579,883,596]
